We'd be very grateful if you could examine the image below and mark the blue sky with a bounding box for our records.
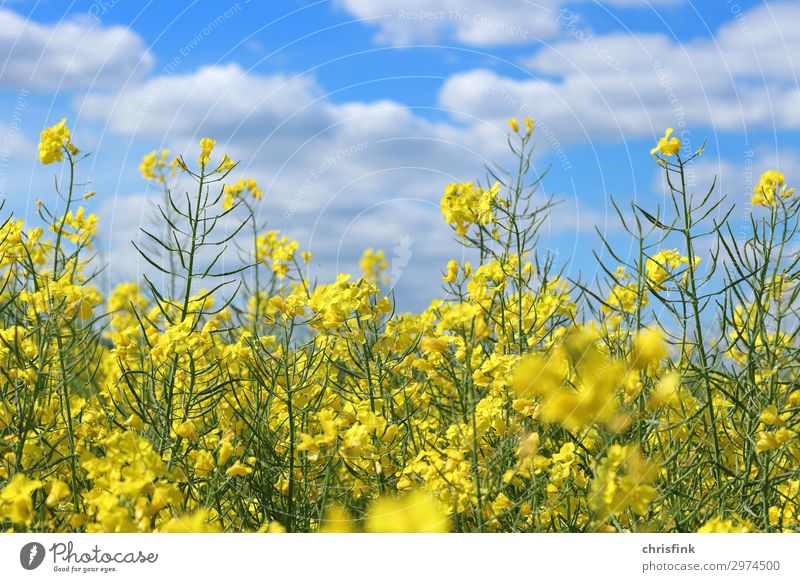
[1,0,798,310]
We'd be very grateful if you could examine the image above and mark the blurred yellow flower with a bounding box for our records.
[365,492,450,533]
[630,327,667,370]
[0,474,42,525]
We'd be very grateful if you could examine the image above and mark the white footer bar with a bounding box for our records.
[1,533,796,581]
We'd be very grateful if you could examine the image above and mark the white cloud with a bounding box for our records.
[0,9,153,90]
[335,0,561,46]
[335,0,685,46]
[439,2,800,146]
[79,63,500,209]
[600,0,682,5]
[78,61,601,223]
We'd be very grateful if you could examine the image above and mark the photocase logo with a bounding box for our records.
[20,542,46,570]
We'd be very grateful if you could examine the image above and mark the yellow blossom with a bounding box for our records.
[38,118,73,164]
[650,127,681,157]
[198,137,216,166]
[752,170,794,207]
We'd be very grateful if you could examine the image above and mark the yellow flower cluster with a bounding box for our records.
[752,170,795,207]
[19,274,102,321]
[222,178,263,210]
[50,206,98,247]
[256,230,299,278]
[440,181,501,238]
[508,116,535,137]
[139,149,172,182]
[512,327,666,432]
[38,118,78,165]
[359,248,388,285]
[589,444,658,523]
[645,249,698,290]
